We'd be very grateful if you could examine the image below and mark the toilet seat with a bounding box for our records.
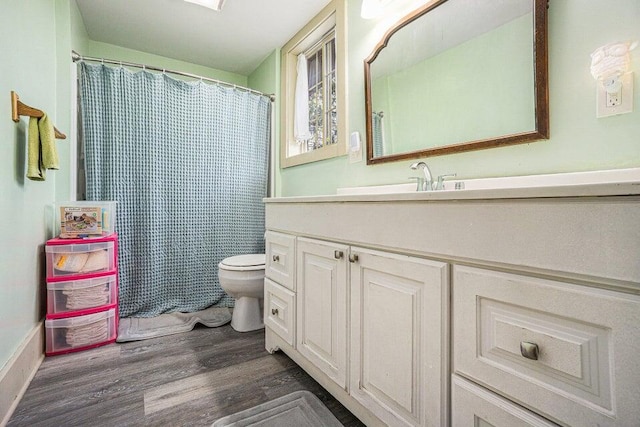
[219,254,265,271]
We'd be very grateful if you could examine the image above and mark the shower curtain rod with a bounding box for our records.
[71,51,275,102]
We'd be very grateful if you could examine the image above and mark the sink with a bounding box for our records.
[336,183,416,195]
[336,168,640,195]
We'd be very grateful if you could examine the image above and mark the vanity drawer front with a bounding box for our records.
[452,375,558,427]
[264,278,295,346]
[452,265,640,427]
[265,231,295,290]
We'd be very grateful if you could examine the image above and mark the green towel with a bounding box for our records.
[27,117,44,180]
[26,113,59,181]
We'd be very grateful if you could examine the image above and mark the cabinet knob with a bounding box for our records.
[349,254,359,263]
[334,250,344,259]
[272,254,280,262]
[520,341,539,360]
[271,308,279,316]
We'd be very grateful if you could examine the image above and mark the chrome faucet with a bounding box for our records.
[435,173,457,190]
[410,162,433,191]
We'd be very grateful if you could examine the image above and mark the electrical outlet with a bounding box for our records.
[596,72,634,118]
[606,90,621,107]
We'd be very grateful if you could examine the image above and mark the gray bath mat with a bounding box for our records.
[117,306,231,342]
[212,390,343,427]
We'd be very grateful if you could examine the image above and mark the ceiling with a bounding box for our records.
[75,0,332,76]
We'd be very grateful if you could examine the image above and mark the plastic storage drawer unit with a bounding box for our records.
[45,308,117,356]
[47,274,117,317]
[45,237,117,278]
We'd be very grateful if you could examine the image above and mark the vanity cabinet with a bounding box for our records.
[265,234,448,427]
[264,192,640,426]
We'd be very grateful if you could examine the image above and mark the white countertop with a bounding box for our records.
[265,167,640,203]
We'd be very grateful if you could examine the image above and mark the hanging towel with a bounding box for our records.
[294,53,312,141]
[39,113,59,170]
[26,113,59,181]
[27,117,45,180]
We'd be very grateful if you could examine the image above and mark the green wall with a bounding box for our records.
[0,0,59,369]
[84,41,248,87]
[248,50,281,196]
[279,0,640,196]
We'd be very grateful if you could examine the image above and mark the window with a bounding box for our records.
[303,31,337,152]
[280,0,346,168]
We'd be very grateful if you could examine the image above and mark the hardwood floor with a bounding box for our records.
[8,325,365,427]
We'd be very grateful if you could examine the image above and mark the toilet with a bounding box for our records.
[218,254,265,332]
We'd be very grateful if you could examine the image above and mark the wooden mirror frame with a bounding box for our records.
[364,0,549,165]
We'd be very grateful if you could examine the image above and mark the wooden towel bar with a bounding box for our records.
[11,91,66,139]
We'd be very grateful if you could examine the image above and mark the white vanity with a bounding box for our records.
[263,170,640,427]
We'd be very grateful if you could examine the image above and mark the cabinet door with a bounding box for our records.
[296,237,349,389]
[350,247,448,427]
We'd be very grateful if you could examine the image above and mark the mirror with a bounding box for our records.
[365,0,548,164]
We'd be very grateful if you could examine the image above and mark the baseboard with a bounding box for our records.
[0,323,44,427]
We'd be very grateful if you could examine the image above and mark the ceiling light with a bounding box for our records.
[184,0,226,11]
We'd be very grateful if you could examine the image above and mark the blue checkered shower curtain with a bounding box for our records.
[79,62,270,317]
[372,112,384,157]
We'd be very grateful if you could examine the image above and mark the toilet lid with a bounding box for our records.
[219,254,265,271]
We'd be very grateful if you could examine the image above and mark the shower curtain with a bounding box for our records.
[372,111,385,157]
[79,62,271,318]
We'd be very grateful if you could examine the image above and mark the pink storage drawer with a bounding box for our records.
[45,308,117,356]
[47,274,117,317]
[45,236,117,279]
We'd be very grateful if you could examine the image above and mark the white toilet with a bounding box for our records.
[218,254,265,332]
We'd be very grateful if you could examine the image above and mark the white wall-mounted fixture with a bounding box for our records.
[184,0,225,11]
[590,40,637,118]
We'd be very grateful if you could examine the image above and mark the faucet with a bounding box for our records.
[434,173,457,190]
[410,162,433,191]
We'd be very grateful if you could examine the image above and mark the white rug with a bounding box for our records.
[117,306,231,342]
[212,390,343,427]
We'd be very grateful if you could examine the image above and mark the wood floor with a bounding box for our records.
[8,325,365,427]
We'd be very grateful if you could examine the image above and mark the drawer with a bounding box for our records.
[265,231,295,290]
[453,265,640,426]
[46,240,116,278]
[265,278,295,346]
[452,375,557,426]
[47,274,117,317]
[45,308,117,356]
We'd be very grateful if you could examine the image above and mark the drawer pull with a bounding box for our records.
[334,250,344,259]
[272,255,280,263]
[271,308,279,316]
[349,254,359,263]
[520,341,539,360]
